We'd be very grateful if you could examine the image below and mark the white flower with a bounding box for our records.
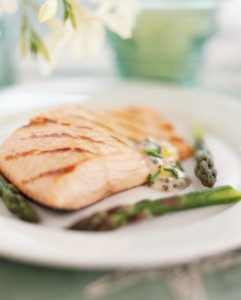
[68,1,105,57]
[41,2,105,74]
[39,0,139,74]
[39,18,72,75]
[70,20,105,57]
[38,0,58,23]
[0,0,17,13]
[94,0,140,38]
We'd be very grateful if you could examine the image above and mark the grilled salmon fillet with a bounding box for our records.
[0,105,192,210]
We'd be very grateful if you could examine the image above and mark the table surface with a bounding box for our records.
[1,1,241,299]
[2,250,241,300]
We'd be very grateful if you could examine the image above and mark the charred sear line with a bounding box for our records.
[79,135,104,144]
[22,118,92,130]
[169,136,184,143]
[5,150,37,160]
[22,133,77,139]
[116,121,142,133]
[111,135,128,145]
[22,165,77,185]
[91,121,114,132]
[22,132,105,144]
[22,118,57,128]
[42,148,87,154]
[68,113,114,132]
[4,147,91,161]
[76,125,92,130]
[161,123,173,130]
[67,113,94,123]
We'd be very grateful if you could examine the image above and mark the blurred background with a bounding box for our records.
[0,0,241,97]
[1,1,241,300]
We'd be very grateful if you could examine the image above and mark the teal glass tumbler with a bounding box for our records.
[110,1,219,85]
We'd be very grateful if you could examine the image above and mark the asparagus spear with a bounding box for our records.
[0,175,40,223]
[193,123,217,188]
[69,186,241,231]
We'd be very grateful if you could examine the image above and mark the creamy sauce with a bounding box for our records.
[136,139,191,192]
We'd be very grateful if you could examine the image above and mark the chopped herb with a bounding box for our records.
[145,137,155,143]
[144,138,163,155]
[176,160,184,171]
[143,148,162,159]
[145,138,160,149]
[157,145,161,154]
[148,169,161,186]
[164,168,179,179]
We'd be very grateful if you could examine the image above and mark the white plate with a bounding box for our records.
[0,77,241,270]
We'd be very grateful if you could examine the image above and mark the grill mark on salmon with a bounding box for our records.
[111,135,128,146]
[162,123,173,130]
[21,164,78,185]
[113,120,142,133]
[79,135,105,144]
[22,133,105,144]
[27,133,76,139]
[68,113,114,132]
[23,118,92,130]
[5,150,37,160]
[4,147,91,161]
[91,121,114,132]
[21,154,93,186]
[22,118,56,128]
[169,136,184,143]
[76,125,92,130]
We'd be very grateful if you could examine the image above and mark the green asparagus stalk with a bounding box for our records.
[193,123,217,188]
[0,175,40,223]
[69,186,241,231]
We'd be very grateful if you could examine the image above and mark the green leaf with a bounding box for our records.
[30,30,49,61]
[20,16,28,57]
[63,0,77,29]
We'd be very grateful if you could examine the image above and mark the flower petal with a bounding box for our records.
[100,14,133,38]
[38,0,58,23]
[70,19,105,57]
[40,25,73,75]
[95,0,140,38]
[0,0,17,13]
